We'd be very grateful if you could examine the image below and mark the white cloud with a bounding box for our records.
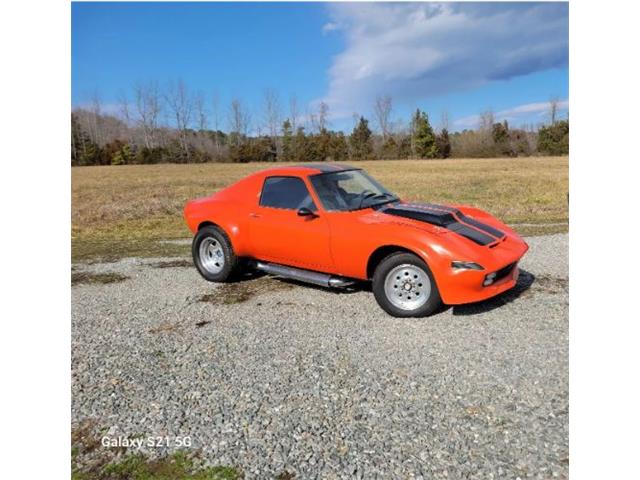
[500,99,569,117]
[453,99,569,129]
[320,2,568,118]
[73,102,121,117]
[322,22,339,34]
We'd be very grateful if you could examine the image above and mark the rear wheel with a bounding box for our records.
[192,225,239,282]
[372,252,442,317]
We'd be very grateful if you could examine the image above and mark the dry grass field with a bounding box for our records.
[72,156,568,261]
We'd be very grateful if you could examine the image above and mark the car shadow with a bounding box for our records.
[450,269,536,316]
[228,265,365,294]
[228,266,537,309]
[271,277,365,295]
[226,268,267,283]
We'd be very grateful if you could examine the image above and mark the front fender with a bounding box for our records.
[330,218,454,284]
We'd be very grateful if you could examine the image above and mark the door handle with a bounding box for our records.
[249,213,261,218]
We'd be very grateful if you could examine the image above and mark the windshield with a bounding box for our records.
[309,169,398,212]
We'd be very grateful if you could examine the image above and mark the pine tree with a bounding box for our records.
[349,116,373,160]
[411,109,438,158]
[71,112,102,165]
[492,121,509,144]
[293,126,307,161]
[380,136,398,159]
[330,132,349,161]
[281,119,293,161]
[436,128,451,159]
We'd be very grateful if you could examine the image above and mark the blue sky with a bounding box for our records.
[72,2,569,132]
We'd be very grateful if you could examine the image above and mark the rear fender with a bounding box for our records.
[184,199,250,255]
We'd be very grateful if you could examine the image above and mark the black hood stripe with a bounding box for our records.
[456,213,505,239]
[447,223,496,246]
[380,202,504,246]
[402,203,505,239]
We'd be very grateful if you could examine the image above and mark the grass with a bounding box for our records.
[72,157,568,261]
[99,452,241,480]
[71,272,130,286]
[72,238,190,263]
[71,421,242,480]
[73,451,241,480]
[148,259,193,268]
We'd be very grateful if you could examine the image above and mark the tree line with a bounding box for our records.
[71,82,568,166]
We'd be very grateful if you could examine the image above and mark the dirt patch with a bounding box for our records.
[276,471,296,480]
[72,272,129,286]
[148,259,193,269]
[503,273,567,301]
[72,419,102,455]
[533,275,568,294]
[198,277,295,305]
[149,322,181,334]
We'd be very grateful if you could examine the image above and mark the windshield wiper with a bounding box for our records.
[368,192,399,208]
[357,191,378,209]
[350,192,398,211]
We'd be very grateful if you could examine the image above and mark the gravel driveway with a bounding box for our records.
[71,234,568,479]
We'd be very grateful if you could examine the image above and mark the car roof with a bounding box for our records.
[256,163,360,177]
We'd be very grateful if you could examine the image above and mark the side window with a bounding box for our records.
[260,177,317,211]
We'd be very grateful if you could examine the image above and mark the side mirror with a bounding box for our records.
[297,207,318,218]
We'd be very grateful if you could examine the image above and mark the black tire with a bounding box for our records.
[192,225,239,282]
[372,252,442,318]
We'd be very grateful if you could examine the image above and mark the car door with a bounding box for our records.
[248,176,334,272]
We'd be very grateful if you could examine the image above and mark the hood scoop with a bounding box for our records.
[380,203,504,246]
[382,207,457,228]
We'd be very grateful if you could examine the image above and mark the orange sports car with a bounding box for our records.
[184,164,528,317]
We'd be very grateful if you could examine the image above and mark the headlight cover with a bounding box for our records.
[451,261,485,271]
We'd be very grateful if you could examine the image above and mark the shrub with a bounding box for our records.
[538,120,569,155]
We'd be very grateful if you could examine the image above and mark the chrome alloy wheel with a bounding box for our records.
[199,237,225,274]
[383,263,431,311]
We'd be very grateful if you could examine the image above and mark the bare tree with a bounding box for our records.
[289,94,299,131]
[310,101,329,133]
[479,109,495,130]
[228,98,250,145]
[310,107,318,133]
[211,91,221,154]
[164,79,194,159]
[318,101,329,132]
[549,97,559,125]
[195,91,208,131]
[262,89,281,141]
[134,81,161,149]
[352,112,361,130]
[117,90,134,144]
[440,110,450,131]
[117,90,131,127]
[89,91,102,145]
[373,95,393,138]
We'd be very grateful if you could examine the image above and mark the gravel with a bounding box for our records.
[72,233,568,479]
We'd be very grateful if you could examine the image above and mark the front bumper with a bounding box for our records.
[437,235,528,305]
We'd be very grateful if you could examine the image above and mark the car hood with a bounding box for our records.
[372,201,509,247]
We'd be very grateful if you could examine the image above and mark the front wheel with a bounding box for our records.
[192,225,239,282]
[372,252,442,317]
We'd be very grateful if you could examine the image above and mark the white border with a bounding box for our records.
[1,0,70,477]
[571,0,640,478]
[3,0,640,477]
